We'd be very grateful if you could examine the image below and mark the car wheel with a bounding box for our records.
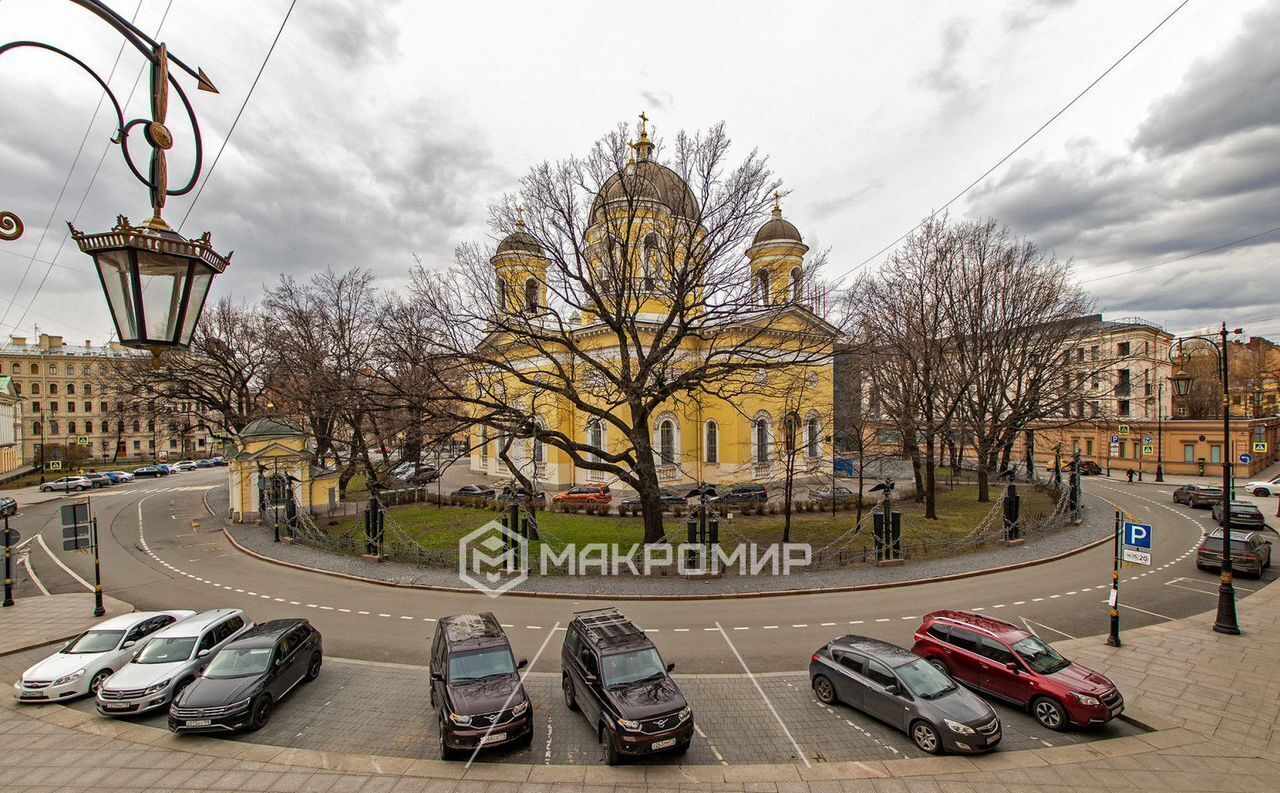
[89,669,112,695]
[1254,488,1271,497]
[1032,696,1068,730]
[812,675,837,705]
[39,486,49,492]
[249,695,273,732]
[304,652,322,682]
[926,657,950,677]
[562,674,578,711]
[910,720,942,754]
[602,727,622,765]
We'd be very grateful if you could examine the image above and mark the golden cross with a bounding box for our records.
[516,205,525,225]
[773,191,781,211]
[639,111,649,132]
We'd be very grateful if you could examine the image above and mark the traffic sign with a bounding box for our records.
[1240,453,1253,465]
[2,528,19,547]
[49,460,62,471]
[76,435,89,446]
[1122,547,1151,566]
[1123,521,1152,549]
[1111,435,1120,444]
[1254,441,1268,454]
[1143,436,1153,445]
[1142,444,1154,456]
[61,525,89,551]
[1118,425,1131,436]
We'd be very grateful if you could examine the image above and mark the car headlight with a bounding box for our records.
[143,679,172,695]
[512,700,528,716]
[447,712,471,726]
[227,697,253,712]
[944,719,975,735]
[1071,692,1102,707]
[677,706,692,721]
[53,669,86,687]
[617,718,641,731]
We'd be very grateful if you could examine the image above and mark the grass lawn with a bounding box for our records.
[327,485,1059,559]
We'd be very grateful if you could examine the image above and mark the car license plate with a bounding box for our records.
[1110,706,1122,717]
[651,738,677,750]
[479,732,507,745]
[17,692,44,700]
[185,719,212,728]
[103,702,132,711]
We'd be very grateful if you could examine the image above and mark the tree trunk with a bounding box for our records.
[975,441,991,503]
[908,444,924,502]
[924,432,938,520]
[782,453,795,544]
[628,428,667,545]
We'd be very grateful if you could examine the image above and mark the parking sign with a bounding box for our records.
[1123,521,1151,549]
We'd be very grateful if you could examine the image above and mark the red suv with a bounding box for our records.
[911,611,1123,730]
[552,485,612,506]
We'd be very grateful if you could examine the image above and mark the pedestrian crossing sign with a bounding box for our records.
[76,435,89,446]
[49,460,62,471]
[1142,444,1154,456]
[1254,441,1268,453]
[1118,425,1130,436]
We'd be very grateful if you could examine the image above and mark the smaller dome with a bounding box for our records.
[753,199,802,245]
[496,229,542,255]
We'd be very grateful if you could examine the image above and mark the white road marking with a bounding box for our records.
[34,535,93,592]
[715,622,810,768]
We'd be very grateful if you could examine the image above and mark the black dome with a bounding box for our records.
[590,160,700,222]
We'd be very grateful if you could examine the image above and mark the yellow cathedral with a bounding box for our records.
[469,120,836,491]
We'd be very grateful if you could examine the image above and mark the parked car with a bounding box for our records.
[211,456,228,466]
[1197,529,1272,577]
[103,471,134,484]
[195,459,216,469]
[159,463,180,474]
[809,485,857,504]
[1074,460,1103,476]
[1187,487,1225,509]
[1210,500,1268,530]
[1172,484,1218,505]
[132,466,168,478]
[452,484,496,500]
[553,485,612,506]
[619,489,687,510]
[39,476,92,492]
[174,461,198,472]
[429,613,532,759]
[406,466,440,485]
[1243,477,1280,497]
[810,635,1001,754]
[0,496,16,518]
[81,472,112,488]
[562,608,692,764]
[97,609,253,717]
[497,487,546,509]
[911,610,1124,730]
[708,483,769,505]
[13,611,194,702]
[169,618,322,734]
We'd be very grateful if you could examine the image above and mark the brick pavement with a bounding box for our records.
[0,593,132,655]
[1,585,1278,790]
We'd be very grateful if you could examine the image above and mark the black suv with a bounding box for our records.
[561,608,692,764]
[709,483,768,505]
[430,613,532,760]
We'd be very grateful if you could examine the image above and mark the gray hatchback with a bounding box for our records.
[809,636,1001,755]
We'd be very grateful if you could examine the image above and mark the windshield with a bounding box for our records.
[896,658,957,699]
[1012,637,1069,674]
[64,630,124,654]
[448,648,515,682]
[204,647,272,679]
[134,637,196,664]
[602,648,667,687]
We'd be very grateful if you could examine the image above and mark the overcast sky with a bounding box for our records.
[2,0,1277,346]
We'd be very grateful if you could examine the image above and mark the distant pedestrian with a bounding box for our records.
[1126,468,1135,484]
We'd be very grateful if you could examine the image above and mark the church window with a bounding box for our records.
[524,277,539,310]
[588,420,605,463]
[496,278,507,311]
[791,266,803,302]
[480,428,488,462]
[757,270,771,306]
[658,419,676,465]
[807,416,822,458]
[783,415,798,453]
[705,421,719,464]
[754,417,772,464]
[643,233,659,291]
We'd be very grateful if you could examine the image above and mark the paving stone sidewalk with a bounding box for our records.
[0,593,132,655]
[2,575,1278,790]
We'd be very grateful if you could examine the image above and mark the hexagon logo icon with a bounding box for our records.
[458,519,528,597]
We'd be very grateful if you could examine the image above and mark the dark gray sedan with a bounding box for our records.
[1210,500,1269,530]
[809,636,1001,754]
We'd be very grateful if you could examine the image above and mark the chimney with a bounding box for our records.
[85,340,92,349]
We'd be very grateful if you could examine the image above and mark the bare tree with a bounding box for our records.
[404,121,838,543]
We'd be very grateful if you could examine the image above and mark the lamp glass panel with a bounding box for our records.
[136,251,190,343]
[178,270,212,345]
[95,250,140,341]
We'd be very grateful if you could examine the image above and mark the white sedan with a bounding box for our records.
[1243,477,1280,497]
[12,611,195,702]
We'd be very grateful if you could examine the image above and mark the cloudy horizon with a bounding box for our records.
[2,0,1277,346]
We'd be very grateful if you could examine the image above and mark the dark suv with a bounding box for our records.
[1187,487,1225,509]
[429,613,532,760]
[561,608,692,764]
[709,483,768,505]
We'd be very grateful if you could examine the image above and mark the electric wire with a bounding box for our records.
[1081,225,1280,284]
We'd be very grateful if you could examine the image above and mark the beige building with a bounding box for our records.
[0,375,22,477]
[0,333,215,469]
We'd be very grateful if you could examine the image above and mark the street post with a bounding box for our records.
[1107,509,1122,647]
[91,516,104,617]
[2,515,15,608]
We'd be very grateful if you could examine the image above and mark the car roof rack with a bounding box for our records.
[572,607,647,648]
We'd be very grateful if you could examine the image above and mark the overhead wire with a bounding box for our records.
[1081,225,1280,285]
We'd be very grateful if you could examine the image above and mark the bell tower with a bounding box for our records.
[491,208,549,314]
[746,193,807,306]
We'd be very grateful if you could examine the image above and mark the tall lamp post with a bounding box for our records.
[1169,322,1244,635]
[1152,382,1165,482]
[1,0,230,361]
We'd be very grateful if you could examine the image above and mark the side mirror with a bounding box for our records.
[584,674,599,686]
[197,648,210,658]
[666,661,676,672]
[1005,662,1019,673]
[122,640,136,650]
[430,672,444,682]
[885,682,900,695]
[517,658,528,669]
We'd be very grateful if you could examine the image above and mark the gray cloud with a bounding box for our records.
[921,17,973,98]
[291,0,404,70]
[1003,0,1077,33]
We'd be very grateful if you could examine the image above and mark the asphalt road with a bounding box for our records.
[7,468,1275,675]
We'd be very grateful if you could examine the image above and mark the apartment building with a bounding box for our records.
[1061,316,1175,422]
[0,376,21,477]
[0,333,215,468]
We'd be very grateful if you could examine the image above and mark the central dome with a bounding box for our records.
[590,159,700,222]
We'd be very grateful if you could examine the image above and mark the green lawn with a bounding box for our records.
[327,486,1058,559]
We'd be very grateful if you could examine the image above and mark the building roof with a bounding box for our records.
[590,159,700,222]
[238,416,305,441]
[752,202,803,245]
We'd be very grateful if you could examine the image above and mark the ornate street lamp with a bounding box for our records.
[1170,323,1245,636]
[1,1,229,359]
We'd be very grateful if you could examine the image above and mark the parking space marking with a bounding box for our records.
[715,621,810,768]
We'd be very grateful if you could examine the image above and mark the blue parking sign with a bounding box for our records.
[1123,521,1152,549]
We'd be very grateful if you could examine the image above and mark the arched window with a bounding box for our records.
[807,416,821,458]
[67,383,75,395]
[754,416,772,464]
[705,421,719,464]
[30,363,38,375]
[496,278,507,312]
[84,384,92,396]
[783,415,798,453]
[67,421,76,435]
[587,420,605,463]
[10,363,18,374]
[30,383,39,395]
[49,363,57,375]
[790,266,803,302]
[50,420,59,435]
[132,420,140,433]
[658,419,676,465]
[31,421,41,435]
[49,383,58,395]
[524,277,539,310]
[85,420,93,433]
[147,420,154,432]
[643,232,660,290]
[531,419,546,464]
[756,269,771,306]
